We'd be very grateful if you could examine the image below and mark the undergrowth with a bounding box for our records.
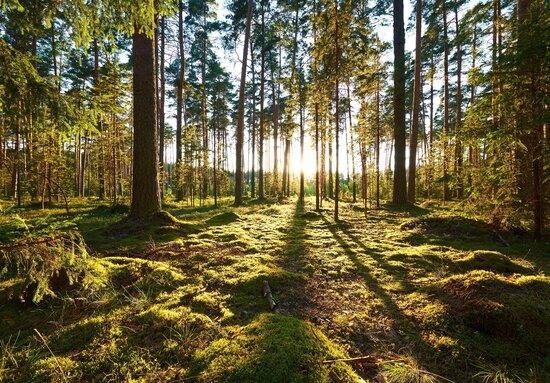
[0,197,548,382]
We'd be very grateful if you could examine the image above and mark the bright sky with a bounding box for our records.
[163,0,420,178]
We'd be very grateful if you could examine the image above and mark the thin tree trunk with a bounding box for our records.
[454,6,463,199]
[271,67,279,196]
[442,0,450,201]
[347,84,357,203]
[250,38,256,198]
[258,0,265,200]
[393,0,407,204]
[234,0,253,206]
[201,7,209,201]
[376,80,380,208]
[176,4,184,201]
[159,16,166,198]
[334,0,340,221]
[408,0,422,203]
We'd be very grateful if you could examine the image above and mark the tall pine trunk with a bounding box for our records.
[176,5,184,201]
[129,27,161,218]
[392,0,407,204]
[250,38,256,198]
[159,16,166,198]
[334,0,340,221]
[408,0,422,203]
[234,0,253,206]
[258,0,265,200]
[442,0,450,201]
[454,7,463,199]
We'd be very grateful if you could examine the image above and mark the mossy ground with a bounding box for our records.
[0,197,549,382]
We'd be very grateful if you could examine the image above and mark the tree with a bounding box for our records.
[129,26,161,218]
[234,0,253,206]
[392,0,407,204]
[408,0,422,203]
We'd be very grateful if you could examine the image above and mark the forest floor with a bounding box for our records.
[0,197,549,383]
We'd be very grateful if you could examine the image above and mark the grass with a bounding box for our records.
[0,196,548,382]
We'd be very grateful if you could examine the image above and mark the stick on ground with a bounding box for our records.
[263,280,277,310]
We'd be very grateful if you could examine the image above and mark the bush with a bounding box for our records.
[0,232,106,303]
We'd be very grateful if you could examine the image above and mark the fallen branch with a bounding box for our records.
[322,356,407,365]
[262,280,277,310]
[322,355,377,364]
[0,234,74,251]
[417,369,457,383]
[492,229,511,248]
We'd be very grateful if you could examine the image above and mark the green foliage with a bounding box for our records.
[0,232,106,303]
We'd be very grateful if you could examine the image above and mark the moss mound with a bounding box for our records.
[400,214,491,238]
[301,211,322,220]
[188,313,362,383]
[455,250,531,274]
[436,271,550,354]
[206,212,241,226]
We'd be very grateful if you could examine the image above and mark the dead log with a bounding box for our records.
[262,280,277,310]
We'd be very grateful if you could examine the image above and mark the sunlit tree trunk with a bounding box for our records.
[408,0,422,203]
[158,16,166,199]
[258,0,265,200]
[250,38,256,199]
[392,0,407,204]
[129,27,161,218]
[234,0,253,206]
[176,4,184,201]
[454,7,463,200]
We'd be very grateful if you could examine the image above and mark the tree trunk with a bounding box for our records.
[176,5,184,201]
[328,134,333,199]
[201,8,209,201]
[271,67,279,196]
[392,0,407,204]
[129,28,161,218]
[376,80,380,208]
[299,99,305,201]
[159,16,166,198]
[315,102,320,210]
[258,0,265,200]
[250,38,256,198]
[334,0,340,221]
[347,84,357,203]
[234,0,253,206]
[442,0,450,201]
[454,6,463,199]
[408,0,422,203]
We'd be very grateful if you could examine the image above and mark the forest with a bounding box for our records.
[0,0,549,381]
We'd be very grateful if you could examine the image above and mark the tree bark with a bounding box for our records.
[258,0,265,200]
[129,27,161,218]
[392,0,407,204]
[454,6,463,199]
[159,16,166,198]
[334,0,340,220]
[250,37,256,198]
[408,0,422,203]
[442,0,450,201]
[234,0,253,206]
[176,4,184,201]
